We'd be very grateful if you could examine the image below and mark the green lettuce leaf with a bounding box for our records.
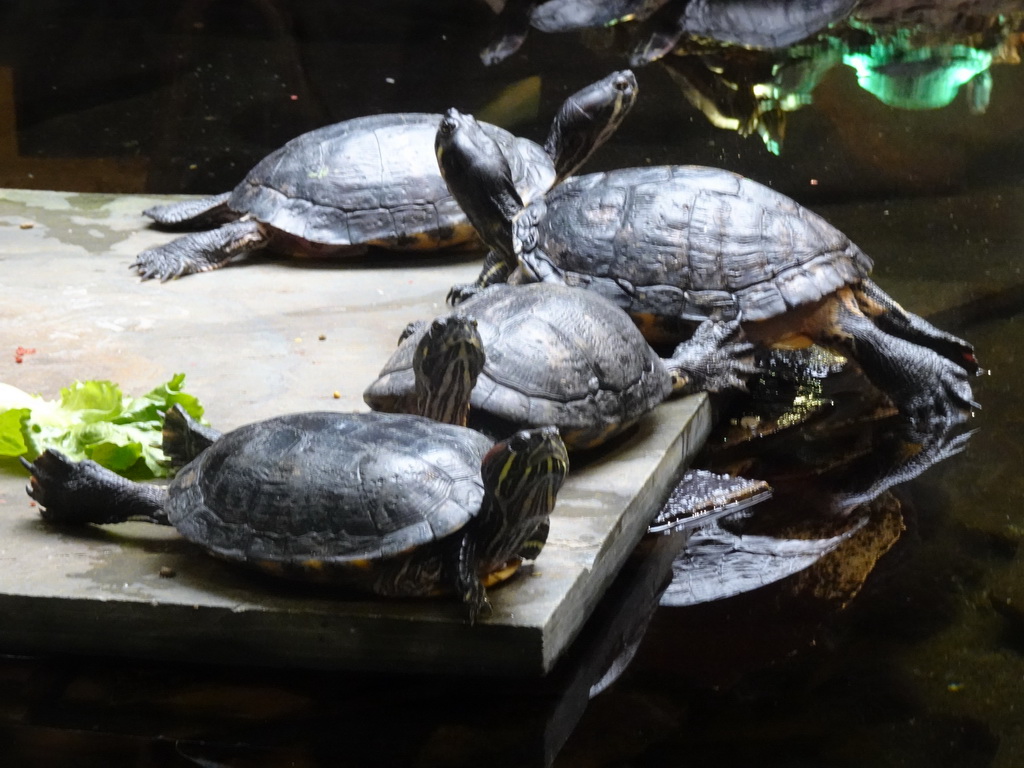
[0,374,205,479]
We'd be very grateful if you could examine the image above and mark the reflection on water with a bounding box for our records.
[2,0,1023,766]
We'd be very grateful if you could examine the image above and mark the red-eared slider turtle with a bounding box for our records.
[131,70,637,280]
[20,319,569,620]
[364,282,756,451]
[628,0,857,66]
[482,0,672,65]
[481,0,855,66]
[435,108,979,429]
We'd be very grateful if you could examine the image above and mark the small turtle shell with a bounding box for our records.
[166,411,493,567]
[230,113,554,250]
[366,283,672,449]
[526,165,874,324]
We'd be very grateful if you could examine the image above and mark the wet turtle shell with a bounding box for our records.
[228,114,554,252]
[436,109,978,431]
[167,411,495,573]
[366,283,678,451]
[517,165,872,334]
[134,70,638,280]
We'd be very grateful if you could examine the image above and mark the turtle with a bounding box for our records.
[481,0,672,65]
[20,317,569,621]
[364,282,758,451]
[480,0,855,67]
[434,108,980,431]
[628,0,858,66]
[131,70,638,280]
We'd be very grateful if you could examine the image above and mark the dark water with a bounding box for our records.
[2,1,1023,766]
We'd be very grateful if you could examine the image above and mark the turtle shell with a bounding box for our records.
[165,411,493,569]
[229,113,555,250]
[365,283,672,450]
[519,165,874,325]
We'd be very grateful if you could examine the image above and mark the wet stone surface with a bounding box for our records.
[0,188,711,675]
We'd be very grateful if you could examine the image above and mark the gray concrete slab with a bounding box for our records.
[0,188,711,675]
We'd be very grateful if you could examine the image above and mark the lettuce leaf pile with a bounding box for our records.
[0,373,205,479]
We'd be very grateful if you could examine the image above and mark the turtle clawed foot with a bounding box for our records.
[464,583,492,626]
[671,318,760,394]
[902,357,979,439]
[19,450,105,523]
[130,250,190,282]
[447,283,480,306]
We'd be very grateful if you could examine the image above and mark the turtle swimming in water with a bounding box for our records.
[20,318,569,621]
[434,108,979,431]
[364,282,757,451]
[132,70,637,280]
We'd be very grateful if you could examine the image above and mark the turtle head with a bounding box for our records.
[436,108,524,261]
[477,426,569,563]
[545,70,638,182]
[413,313,486,427]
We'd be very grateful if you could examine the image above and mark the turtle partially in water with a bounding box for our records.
[21,318,568,621]
[435,108,979,430]
[364,282,757,451]
[132,70,637,280]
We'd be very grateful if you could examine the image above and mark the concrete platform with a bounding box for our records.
[0,189,710,676]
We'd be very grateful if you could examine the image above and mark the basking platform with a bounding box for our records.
[0,189,710,676]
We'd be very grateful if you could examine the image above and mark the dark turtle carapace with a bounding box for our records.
[132,71,637,280]
[435,108,980,433]
[22,318,569,621]
[365,282,756,451]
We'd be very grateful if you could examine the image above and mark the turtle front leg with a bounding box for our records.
[665,318,760,395]
[21,450,170,526]
[447,249,515,305]
[855,279,981,375]
[131,218,268,281]
[823,289,977,429]
[452,531,491,624]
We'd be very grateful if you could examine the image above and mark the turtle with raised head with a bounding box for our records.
[365,282,757,451]
[434,108,979,430]
[131,70,637,280]
[21,318,569,621]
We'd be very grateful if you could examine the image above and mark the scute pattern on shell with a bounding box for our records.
[530,165,874,322]
[230,114,555,248]
[166,411,493,565]
[365,283,672,447]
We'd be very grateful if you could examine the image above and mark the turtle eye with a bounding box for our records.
[438,115,457,138]
[508,431,531,453]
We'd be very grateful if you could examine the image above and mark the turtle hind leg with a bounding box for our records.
[143,192,234,229]
[855,279,981,375]
[162,405,222,469]
[824,289,977,428]
[20,450,170,525]
[131,219,268,281]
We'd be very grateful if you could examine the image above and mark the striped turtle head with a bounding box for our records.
[413,313,485,427]
[545,69,638,182]
[436,108,523,261]
[477,426,569,564]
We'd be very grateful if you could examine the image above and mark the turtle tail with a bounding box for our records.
[20,450,170,526]
[143,192,234,229]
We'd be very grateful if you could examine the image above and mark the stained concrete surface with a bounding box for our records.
[0,188,710,676]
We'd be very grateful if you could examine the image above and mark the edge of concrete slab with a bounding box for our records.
[0,188,712,675]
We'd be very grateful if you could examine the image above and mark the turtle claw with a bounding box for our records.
[20,450,112,523]
[447,282,481,306]
[669,318,760,394]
